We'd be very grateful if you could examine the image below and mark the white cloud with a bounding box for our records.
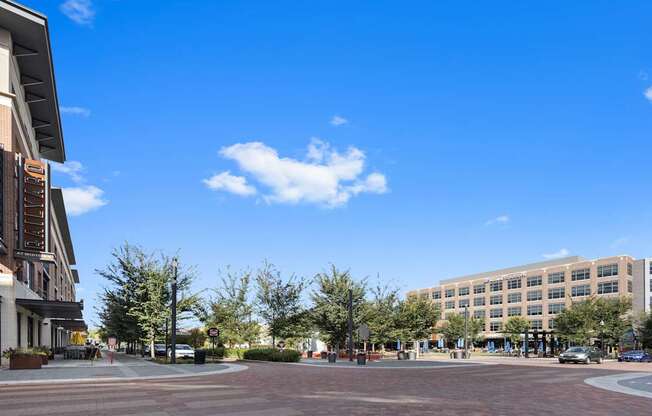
[644,87,652,102]
[60,106,91,117]
[542,248,570,259]
[51,160,84,183]
[330,115,348,126]
[485,215,510,226]
[203,171,257,196]
[207,140,387,207]
[62,186,107,216]
[60,0,95,26]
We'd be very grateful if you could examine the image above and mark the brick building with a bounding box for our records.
[408,255,649,346]
[0,0,83,363]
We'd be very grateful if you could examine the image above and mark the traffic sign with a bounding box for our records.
[357,324,370,341]
[108,336,117,349]
[208,327,219,338]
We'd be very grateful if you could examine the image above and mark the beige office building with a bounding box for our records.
[408,255,645,345]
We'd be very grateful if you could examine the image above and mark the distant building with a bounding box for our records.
[407,255,647,346]
[0,1,82,363]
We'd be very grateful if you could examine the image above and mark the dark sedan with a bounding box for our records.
[618,350,652,362]
[558,346,603,364]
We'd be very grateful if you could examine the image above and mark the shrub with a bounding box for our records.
[225,348,247,359]
[243,348,301,362]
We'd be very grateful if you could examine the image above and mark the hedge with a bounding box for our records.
[205,347,249,359]
[242,348,301,362]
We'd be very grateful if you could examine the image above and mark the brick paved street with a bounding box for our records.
[0,361,650,415]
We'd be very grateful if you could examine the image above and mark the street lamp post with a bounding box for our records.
[600,319,605,358]
[347,289,353,361]
[170,257,178,364]
[463,306,468,359]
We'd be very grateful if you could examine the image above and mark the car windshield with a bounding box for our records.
[566,347,586,353]
[176,344,192,350]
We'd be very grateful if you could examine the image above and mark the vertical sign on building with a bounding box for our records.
[0,145,5,254]
[15,155,53,262]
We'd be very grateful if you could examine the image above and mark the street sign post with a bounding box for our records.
[108,336,117,365]
[357,324,370,353]
[208,328,219,361]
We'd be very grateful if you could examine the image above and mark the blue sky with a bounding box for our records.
[24,0,652,326]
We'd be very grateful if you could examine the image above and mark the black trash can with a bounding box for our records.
[397,351,406,360]
[194,349,206,364]
[357,352,367,365]
[307,350,313,359]
[328,352,337,363]
[321,351,328,360]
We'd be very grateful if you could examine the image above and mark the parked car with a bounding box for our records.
[168,344,195,359]
[558,346,603,364]
[618,350,652,362]
[144,344,168,357]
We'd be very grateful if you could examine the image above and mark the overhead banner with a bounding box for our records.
[15,155,54,263]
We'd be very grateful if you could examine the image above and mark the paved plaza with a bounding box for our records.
[1,353,651,415]
[0,352,243,385]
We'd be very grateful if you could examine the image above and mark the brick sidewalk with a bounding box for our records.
[0,360,649,415]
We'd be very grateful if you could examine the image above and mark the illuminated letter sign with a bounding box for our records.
[15,155,53,262]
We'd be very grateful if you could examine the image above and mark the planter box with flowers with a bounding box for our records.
[2,348,45,370]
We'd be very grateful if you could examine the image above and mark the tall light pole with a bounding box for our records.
[347,289,353,361]
[599,319,605,357]
[170,257,178,364]
[463,306,468,359]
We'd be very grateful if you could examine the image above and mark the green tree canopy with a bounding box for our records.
[97,244,199,357]
[503,316,530,344]
[639,312,652,349]
[255,261,310,347]
[438,311,482,348]
[394,296,440,344]
[310,265,367,350]
[366,283,399,348]
[555,296,631,346]
[200,268,260,348]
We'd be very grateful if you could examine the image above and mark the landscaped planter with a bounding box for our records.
[10,354,42,370]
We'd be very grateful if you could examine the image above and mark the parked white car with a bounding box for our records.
[168,344,195,359]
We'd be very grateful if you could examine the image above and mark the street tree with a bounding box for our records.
[555,296,632,348]
[366,282,399,351]
[310,265,367,351]
[98,244,200,358]
[438,312,482,349]
[188,328,207,349]
[503,316,530,349]
[394,296,439,354]
[255,261,309,347]
[638,312,652,349]
[200,268,260,348]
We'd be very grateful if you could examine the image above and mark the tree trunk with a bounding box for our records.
[150,337,155,359]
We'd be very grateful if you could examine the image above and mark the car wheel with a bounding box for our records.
[584,357,591,365]
[558,359,565,364]
[596,357,602,364]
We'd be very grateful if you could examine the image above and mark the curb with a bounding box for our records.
[585,372,652,400]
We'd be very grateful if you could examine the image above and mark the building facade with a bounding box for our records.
[408,255,644,343]
[0,1,82,364]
